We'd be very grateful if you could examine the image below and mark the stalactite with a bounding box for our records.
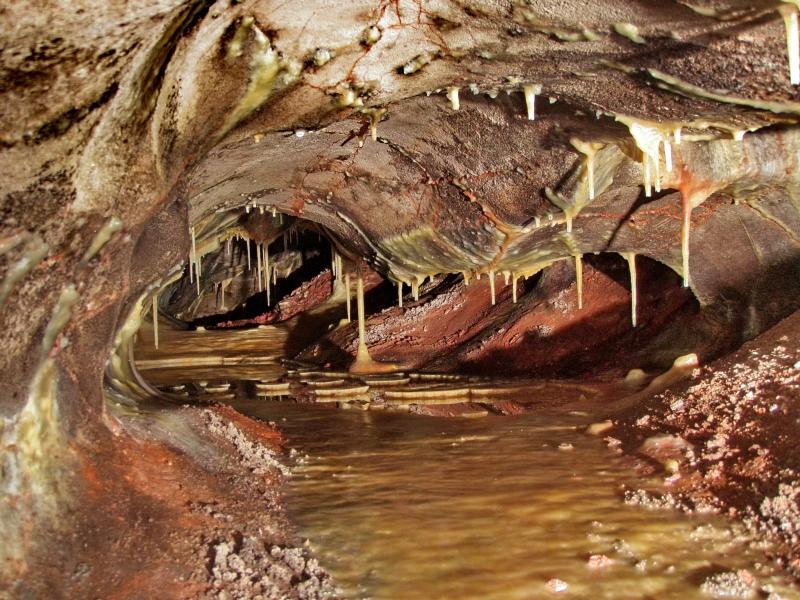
[265,244,271,305]
[575,254,583,310]
[489,270,496,306]
[782,3,800,85]
[412,278,419,301]
[620,120,664,198]
[256,239,263,292]
[681,192,692,288]
[522,84,541,120]
[351,272,375,372]
[622,252,638,327]
[152,293,159,350]
[674,127,682,145]
[397,281,404,307]
[653,148,661,193]
[570,139,603,211]
[348,269,399,374]
[368,107,386,141]
[345,272,352,322]
[195,258,201,295]
[512,274,518,304]
[447,87,460,110]
[246,238,251,270]
[190,226,197,283]
[261,244,269,294]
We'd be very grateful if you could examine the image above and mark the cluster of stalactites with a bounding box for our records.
[442,82,542,122]
[437,79,692,290]
[565,119,694,287]
[186,208,295,322]
[244,200,282,223]
[330,252,398,374]
[436,70,775,294]
[619,120,679,199]
[387,254,639,329]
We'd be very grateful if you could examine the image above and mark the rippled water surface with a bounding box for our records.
[236,398,798,599]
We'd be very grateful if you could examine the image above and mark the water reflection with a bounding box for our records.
[237,399,796,600]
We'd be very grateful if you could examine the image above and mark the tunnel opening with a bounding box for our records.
[127,203,712,406]
[171,219,337,329]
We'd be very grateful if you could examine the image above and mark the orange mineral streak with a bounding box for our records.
[67,405,289,599]
[459,188,520,275]
[210,404,285,449]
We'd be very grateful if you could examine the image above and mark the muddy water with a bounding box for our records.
[234,399,797,600]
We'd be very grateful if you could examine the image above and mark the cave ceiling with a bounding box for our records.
[3,0,800,406]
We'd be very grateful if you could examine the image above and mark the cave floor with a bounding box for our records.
[131,313,800,598]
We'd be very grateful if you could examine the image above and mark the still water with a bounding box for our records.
[236,398,797,599]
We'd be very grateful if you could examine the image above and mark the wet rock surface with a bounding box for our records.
[612,310,800,576]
